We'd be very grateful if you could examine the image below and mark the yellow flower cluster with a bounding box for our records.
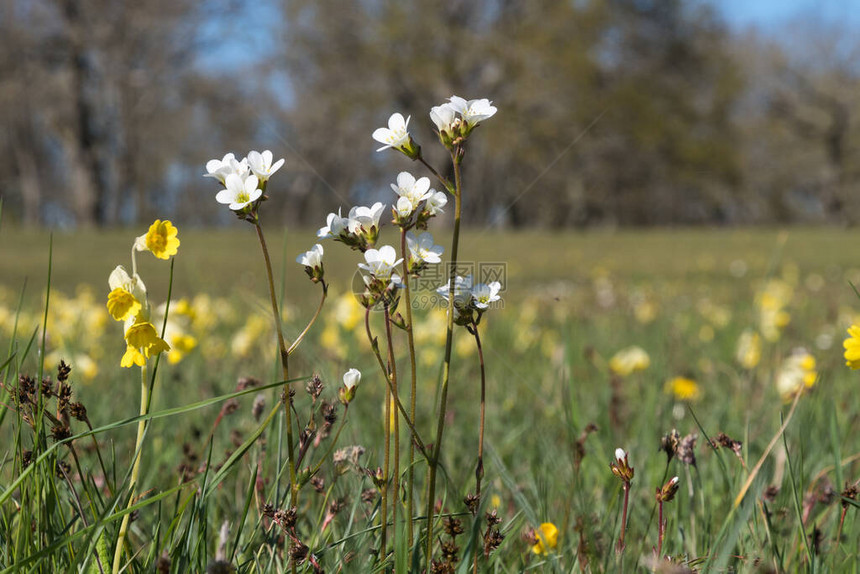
[107,220,180,368]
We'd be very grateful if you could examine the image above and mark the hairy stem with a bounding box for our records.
[384,303,400,558]
[254,221,297,506]
[287,282,327,356]
[426,147,463,567]
[365,308,429,459]
[472,323,486,574]
[399,228,419,545]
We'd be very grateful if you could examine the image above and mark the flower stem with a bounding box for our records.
[287,282,327,356]
[254,222,298,507]
[472,322,487,574]
[365,308,429,459]
[382,353,390,558]
[417,155,452,191]
[112,364,149,574]
[399,228,418,545]
[384,303,400,559]
[617,481,630,554]
[657,497,664,557]
[426,147,463,567]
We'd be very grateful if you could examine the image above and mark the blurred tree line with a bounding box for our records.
[1,0,858,228]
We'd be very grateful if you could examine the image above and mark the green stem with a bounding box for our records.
[399,229,418,546]
[417,155,452,191]
[287,282,327,356]
[426,147,463,567]
[254,221,297,507]
[382,342,390,558]
[365,308,429,459]
[472,322,486,574]
[112,364,149,574]
[384,303,400,559]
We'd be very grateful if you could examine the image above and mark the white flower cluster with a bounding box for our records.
[204,151,285,212]
[436,274,501,325]
[317,202,386,252]
[390,171,447,228]
[373,95,497,155]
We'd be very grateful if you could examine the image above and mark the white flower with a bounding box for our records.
[471,281,501,310]
[447,96,497,127]
[351,202,386,230]
[391,172,433,217]
[615,448,627,461]
[204,153,249,185]
[407,231,443,265]
[343,368,361,390]
[247,150,285,182]
[216,173,262,211]
[297,244,324,268]
[429,103,457,133]
[358,245,403,285]
[372,113,411,152]
[424,191,448,215]
[317,209,348,238]
[437,275,473,309]
[395,196,414,219]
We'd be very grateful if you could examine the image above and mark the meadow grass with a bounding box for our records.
[1,225,860,572]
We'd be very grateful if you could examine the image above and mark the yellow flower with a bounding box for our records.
[609,346,650,376]
[121,319,170,367]
[107,287,141,321]
[844,325,860,370]
[665,376,701,401]
[141,219,180,260]
[121,345,147,368]
[532,522,558,555]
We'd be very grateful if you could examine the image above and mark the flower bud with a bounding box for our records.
[657,476,680,503]
[339,368,361,405]
[610,448,634,482]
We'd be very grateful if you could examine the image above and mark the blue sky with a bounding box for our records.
[714,0,859,29]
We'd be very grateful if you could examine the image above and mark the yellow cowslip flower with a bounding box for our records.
[121,319,170,367]
[736,329,761,369]
[107,288,141,322]
[532,522,558,555]
[107,266,147,322]
[665,376,701,401]
[121,345,147,368]
[139,219,180,260]
[844,325,860,370]
[609,346,650,376]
